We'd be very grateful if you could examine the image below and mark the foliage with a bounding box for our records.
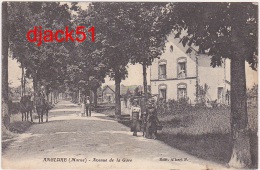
[134,87,141,96]
[8,2,73,94]
[247,84,258,99]
[126,3,169,66]
[160,3,258,168]
[161,2,258,69]
[156,98,192,115]
[195,83,210,107]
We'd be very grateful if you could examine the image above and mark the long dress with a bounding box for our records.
[130,106,141,132]
[81,103,86,115]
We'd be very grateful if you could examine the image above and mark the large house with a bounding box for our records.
[150,34,231,105]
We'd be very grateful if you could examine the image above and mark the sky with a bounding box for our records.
[8,57,258,88]
[8,57,149,87]
[103,64,150,87]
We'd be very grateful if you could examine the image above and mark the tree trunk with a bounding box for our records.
[92,88,98,107]
[50,92,53,104]
[56,91,58,103]
[114,69,121,118]
[21,63,24,96]
[195,56,199,102]
[32,74,38,113]
[47,93,49,103]
[23,77,26,95]
[53,91,55,103]
[2,2,10,129]
[228,55,251,168]
[142,63,148,99]
[23,69,26,95]
[78,89,81,104]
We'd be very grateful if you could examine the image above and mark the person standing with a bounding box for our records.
[140,97,147,136]
[80,95,86,117]
[127,97,132,117]
[145,100,160,139]
[130,99,141,136]
[85,96,91,117]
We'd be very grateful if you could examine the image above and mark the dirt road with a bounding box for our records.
[2,101,231,170]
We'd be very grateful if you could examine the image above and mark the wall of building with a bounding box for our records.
[198,58,230,103]
[150,33,231,105]
[151,78,197,104]
[102,87,115,103]
[151,34,196,81]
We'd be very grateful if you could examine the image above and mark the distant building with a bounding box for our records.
[101,85,146,103]
[102,85,115,103]
[150,33,231,105]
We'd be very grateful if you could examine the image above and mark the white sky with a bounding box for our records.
[8,57,258,88]
[8,58,148,87]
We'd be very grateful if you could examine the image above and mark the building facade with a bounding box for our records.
[150,34,231,105]
[102,85,115,103]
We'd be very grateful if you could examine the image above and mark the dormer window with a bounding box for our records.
[158,60,167,80]
[177,57,187,79]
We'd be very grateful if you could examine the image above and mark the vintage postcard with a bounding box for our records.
[1,1,258,170]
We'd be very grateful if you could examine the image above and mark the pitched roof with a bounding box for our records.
[102,85,115,94]
[102,85,142,95]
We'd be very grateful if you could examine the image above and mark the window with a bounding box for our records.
[218,87,224,103]
[159,64,166,79]
[158,60,167,79]
[160,89,166,100]
[177,57,187,78]
[159,84,167,100]
[225,89,230,105]
[177,83,187,100]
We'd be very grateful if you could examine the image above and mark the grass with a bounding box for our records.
[95,103,115,113]
[2,113,34,151]
[157,106,258,168]
[113,104,258,168]
[158,107,231,135]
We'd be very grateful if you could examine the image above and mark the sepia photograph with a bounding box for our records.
[1,1,258,169]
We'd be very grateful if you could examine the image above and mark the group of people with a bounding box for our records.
[130,98,161,139]
[80,96,92,117]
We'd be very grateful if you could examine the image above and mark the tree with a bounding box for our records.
[127,3,168,100]
[8,2,73,105]
[88,3,169,116]
[89,3,141,117]
[2,2,10,129]
[162,2,257,168]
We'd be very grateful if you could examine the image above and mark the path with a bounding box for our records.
[2,100,232,170]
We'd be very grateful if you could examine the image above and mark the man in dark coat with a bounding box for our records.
[85,96,91,117]
[145,100,160,139]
